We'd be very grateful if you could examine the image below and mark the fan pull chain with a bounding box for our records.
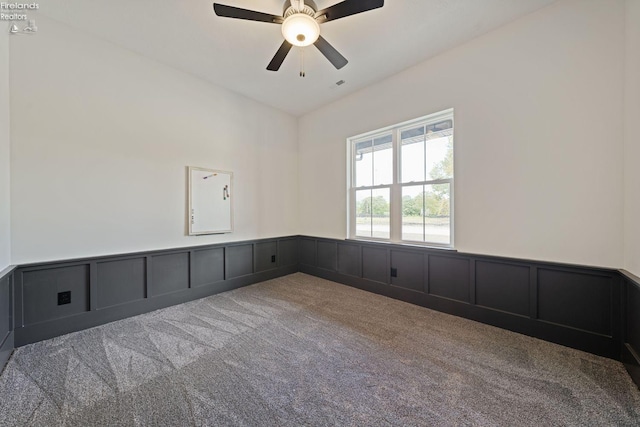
[299,48,306,77]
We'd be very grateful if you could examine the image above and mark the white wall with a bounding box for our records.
[625,0,640,277]
[10,16,298,264]
[298,0,625,268]
[0,29,10,271]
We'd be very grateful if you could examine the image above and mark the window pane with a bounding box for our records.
[371,188,390,239]
[402,183,451,244]
[356,188,390,239]
[424,183,451,245]
[401,126,425,183]
[354,140,373,187]
[402,185,424,241]
[373,134,393,185]
[355,189,372,237]
[426,135,453,180]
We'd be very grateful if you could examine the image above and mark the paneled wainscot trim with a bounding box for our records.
[299,237,623,361]
[12,237,299,347]
[0,265,15,372]
[622,270,640,388]
[1,236,639,391]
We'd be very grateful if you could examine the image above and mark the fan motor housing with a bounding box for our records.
[283,0,318,15]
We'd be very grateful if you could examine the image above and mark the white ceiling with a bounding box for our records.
[37,0,557,116]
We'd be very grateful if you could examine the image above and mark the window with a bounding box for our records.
[349,109,454,247]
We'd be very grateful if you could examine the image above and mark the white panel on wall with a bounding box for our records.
[298,0,625,268]
[189,167,232,235]
[9,16,298,264]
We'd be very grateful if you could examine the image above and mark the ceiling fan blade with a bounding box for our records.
[267,40,293,71]
[314,36,348,69]
[314,0,383,23]
[213,3,283,24]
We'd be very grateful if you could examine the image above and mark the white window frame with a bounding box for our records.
[347,109,454,248]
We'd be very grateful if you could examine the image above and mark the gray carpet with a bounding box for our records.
[1,273,639,426]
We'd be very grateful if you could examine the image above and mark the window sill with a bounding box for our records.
[345,238,457,252]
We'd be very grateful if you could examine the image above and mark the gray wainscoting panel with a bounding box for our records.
[22,265,90,326]
[390,250,424,292]
[300,237,623,360]
[192,248,224,287]
[362,246,389,284]
[300,238,317,266]
[338,244,361,278]
[475,261,530,316]
[538,268,612,335]
[0,274,10,344]
[0,269,13,373]
[255,242,278,273]
[428,255,470,302]
[626,279,640,354]
[225,245,254,279]
[151,253,189,297]
[278,238,299,267]
[12,237,298,347]
[624,276,640,387]
[0,331,11,372]
[97,258,146,309]
[317,241,338,272]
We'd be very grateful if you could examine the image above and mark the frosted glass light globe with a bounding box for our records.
[281,13,320,47]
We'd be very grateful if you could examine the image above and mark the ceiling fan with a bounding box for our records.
[212,0,384,74]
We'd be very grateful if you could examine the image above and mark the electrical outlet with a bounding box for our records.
[390,268,398,278]
[58,291,71,305]
[271,255,276,263]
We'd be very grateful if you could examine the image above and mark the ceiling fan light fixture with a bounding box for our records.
[281,13,320,47]
[213,0,384,71]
